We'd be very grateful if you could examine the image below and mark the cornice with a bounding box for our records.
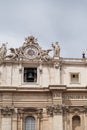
[49,85,66,91]
[0,86,86,92]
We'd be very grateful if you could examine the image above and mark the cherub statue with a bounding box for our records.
[0,43,7,59]
[52,42,60,57]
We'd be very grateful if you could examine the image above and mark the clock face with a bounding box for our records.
[24,46,38,59]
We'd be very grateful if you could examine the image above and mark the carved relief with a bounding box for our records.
[36,108,43,118]
[18,107,43,119]
[47,104,63,116]
[63,93,87,100]
[0,36,62,62]
[23,36,38,46]
[63,105,87,115]
[6,48,20,60]
[53,91,62,98]
[3,36,52,62]
[1,106,14,116]
[18,108,24,119]
[39,49,52,62]
[54,62,60,69]
[47,105,54,116]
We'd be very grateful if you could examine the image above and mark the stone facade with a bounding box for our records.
[0,36,86,130]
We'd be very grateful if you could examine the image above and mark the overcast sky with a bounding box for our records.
[0,0,87,58]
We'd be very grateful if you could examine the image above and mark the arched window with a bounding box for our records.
[72,115,81,130]
[25,116,35,130]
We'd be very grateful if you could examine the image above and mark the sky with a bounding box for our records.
[0,0,87,58]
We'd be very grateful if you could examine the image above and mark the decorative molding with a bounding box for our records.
[18,107,43,119]
[1,106,14,116]
[36,108,43,118]
[18,108,24,119]
[3,36,52,62]
[53,91,62,98]
[63,94,87,100]
[63,106,87,115]
[54,62,60,69]
[47,104,63,116]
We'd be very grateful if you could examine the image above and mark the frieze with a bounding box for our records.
[63,94,87,100]
[53,92,62,98]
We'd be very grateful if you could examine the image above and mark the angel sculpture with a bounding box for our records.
[0,43,7,60]
[40,49,52,61]
[7,48,19,60]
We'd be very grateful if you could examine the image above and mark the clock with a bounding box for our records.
[24,46,38,59]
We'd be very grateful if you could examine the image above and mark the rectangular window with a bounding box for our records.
[70,73,79,84]
[24,68,37,82]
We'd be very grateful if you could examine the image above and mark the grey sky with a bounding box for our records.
[0,0,87,58]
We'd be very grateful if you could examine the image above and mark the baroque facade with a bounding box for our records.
[0,36,86,130]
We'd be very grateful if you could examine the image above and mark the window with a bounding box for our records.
[72,115,81,130]
[25,116,35,130]
[24,68,37,82]
[70,73,79,83]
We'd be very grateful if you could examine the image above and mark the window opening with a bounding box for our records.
[25,116,35,130]
[24,68,37,82]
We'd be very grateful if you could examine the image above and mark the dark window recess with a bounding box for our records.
[24,68,37,82]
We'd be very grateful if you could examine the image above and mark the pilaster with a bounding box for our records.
[47,105,63,130]
[1,106,14,130]
[41,108,48,130]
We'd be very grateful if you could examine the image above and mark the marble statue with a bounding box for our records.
[0,43,7,59]
[52,42,60,57]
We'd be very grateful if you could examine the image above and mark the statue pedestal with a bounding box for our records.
[53,56,60,60]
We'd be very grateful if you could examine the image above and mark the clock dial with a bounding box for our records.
[24,46,38,59]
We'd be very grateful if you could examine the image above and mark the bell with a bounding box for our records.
[28,72,33,78]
